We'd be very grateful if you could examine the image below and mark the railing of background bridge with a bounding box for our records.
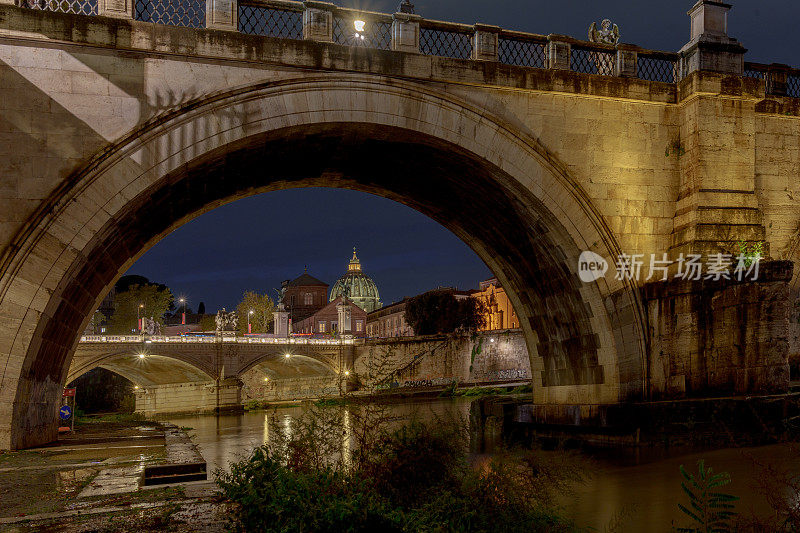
[80,334,360,345]
[15,0,800,97]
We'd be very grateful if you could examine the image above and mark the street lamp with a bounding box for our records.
[248,309,254,335]
[137,303,144,333]
[179,297,187,328]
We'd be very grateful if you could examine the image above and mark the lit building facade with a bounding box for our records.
[472,278,520,331]
[366,299,414,338]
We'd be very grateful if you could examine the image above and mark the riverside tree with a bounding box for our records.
[404,289,485,336]
[236,291,275,334]
[108,283,174,334]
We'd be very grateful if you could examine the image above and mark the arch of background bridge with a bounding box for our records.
[66,348,217,385]
[67,351,216,386]
[0,75,647,449]
[237,352,339,379]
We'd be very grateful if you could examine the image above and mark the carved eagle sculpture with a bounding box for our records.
[588,19,620,46]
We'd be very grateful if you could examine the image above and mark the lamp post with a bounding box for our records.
[137,303,144,333]
[179,297,186,328]
[248,309,254,335]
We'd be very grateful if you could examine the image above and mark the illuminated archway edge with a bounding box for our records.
[0,74,647,449]
[65,349,217,385]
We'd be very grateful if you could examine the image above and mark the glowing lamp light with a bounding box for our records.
[490,338,495,343]
[134,385,140,390]
[263,377,269,382]
[137,353,146,359]
[353,19,365,32]
[344,370,350,377]
[285,353,292,359]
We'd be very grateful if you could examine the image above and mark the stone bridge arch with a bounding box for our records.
[67,345,217,385]
[235,348,341,379]
[0,74,648,449]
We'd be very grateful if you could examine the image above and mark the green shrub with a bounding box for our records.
[215,412,575,532]
[677,460,738,533]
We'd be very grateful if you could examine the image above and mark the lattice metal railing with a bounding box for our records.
[571,44,614,75]
[239,4,302,38]
[20,0,97,15]
[637,54,677,83]
[419,23,472,60]
[498,36,546,69]
[788,74,800,98]
[135,0,205,28]
[332,14,392,50]
[743,66,766,80]
[743,63,774,94]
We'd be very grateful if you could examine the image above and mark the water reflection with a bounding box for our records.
[167,398,472,472]
[168,398,800,531]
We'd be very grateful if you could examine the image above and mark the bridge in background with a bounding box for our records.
[69,331,531,415]
[1,0,799,448]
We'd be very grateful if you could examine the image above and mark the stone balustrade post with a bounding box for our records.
[614,45,638,77]
[766,64,791,97]
[303,0,335,42]
[678,0,746,79]
[472,23,500,62]
[98,0,134,20]
[547,35,571,70]
[205,0,237,31]
[392,12,420,53]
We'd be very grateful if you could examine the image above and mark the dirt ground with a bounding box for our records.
[0,417,229,532]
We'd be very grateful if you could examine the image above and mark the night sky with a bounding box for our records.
[126,1,800,313]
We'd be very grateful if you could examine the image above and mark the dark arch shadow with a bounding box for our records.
[12,120,640,449]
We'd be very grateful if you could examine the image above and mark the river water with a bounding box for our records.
[168,397,798,531]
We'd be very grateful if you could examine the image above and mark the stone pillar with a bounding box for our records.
[391,12,420,53]
[273,303,289,338]
[97,0,134,20]
[472,23,500,62]
[644,262,792,399]
[546,35,571,71]
[672,0,763,259]
[614,45,638,77]
[678,0,746,79]
[205,0,237,31]
[303,0,334,42]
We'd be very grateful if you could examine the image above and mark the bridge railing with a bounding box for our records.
[15,0,800,96]
[79,334,361,345]
[744,62,800,98]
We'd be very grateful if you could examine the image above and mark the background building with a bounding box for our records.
[329,248,383,313]
[367,299,414,338]
[293,297,367,336]
[281,271,328,323]
[472,278,520,331]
